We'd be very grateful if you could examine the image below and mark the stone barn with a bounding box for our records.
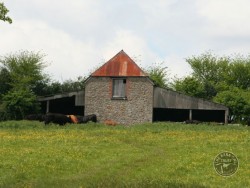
[85,50,228,124]
[84,50,154,125]
[39,50,229,125]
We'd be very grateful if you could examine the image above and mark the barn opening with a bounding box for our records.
[153,87,229,124]
[192,109,225,122]
[153,108,226,123]
[153,108,189,122]
[38,91,85,115]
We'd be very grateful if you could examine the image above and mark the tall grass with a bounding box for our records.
[0,121,249,187]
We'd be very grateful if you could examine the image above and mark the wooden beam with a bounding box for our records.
[189,109,192,121]
[46,100,50,113]
[225,109,229,124]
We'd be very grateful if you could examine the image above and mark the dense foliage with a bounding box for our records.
[214,87,250,122]
[0,51,85,120]
[0,51,48,92]
[43,76,86,95]
[144,62,169,88]
[0,51,48,119]
[0,2,12,23]
[2,88,40,120]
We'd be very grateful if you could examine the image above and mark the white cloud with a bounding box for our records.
[2,0,250,82]
[163,55,192,79]
[196,0,250,37]
[100,28,193,79]
[101,30,157,66]
[0,20,98,81]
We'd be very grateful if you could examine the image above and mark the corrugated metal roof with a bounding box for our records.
[91,50,147,77]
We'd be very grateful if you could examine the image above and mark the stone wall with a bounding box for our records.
[84,77,153,125]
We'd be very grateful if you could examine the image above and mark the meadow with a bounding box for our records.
[0,121,249,188]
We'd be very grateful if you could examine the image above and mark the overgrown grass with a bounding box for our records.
[0,121,249,188]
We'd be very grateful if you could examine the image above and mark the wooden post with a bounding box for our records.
[189,109,192,121]
[46,100,50,113]
[225,109,229,124]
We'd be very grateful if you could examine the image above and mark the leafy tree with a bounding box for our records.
[183,52,231,99]
[186,52,230,84]
[31,78,51,96]
[0,51,48,94]
[0,67,11,97]
[186,52,250,92]
[46,82,64,95]
[145,62,169,88]
[60,76,86,92]
[0,51,48,120]
[173,76,205,98]
[2,88,40,120]
[214,87,250,123]
[227,56,250,90]
[37,76,86,96]
[0,2,12,23]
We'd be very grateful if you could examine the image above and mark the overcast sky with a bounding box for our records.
[1,0,250,81]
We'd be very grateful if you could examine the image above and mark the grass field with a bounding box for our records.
[0,121,249,188]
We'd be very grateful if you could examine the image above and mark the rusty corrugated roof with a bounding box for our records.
[91,50,147,77]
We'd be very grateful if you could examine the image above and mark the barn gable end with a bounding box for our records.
[84,50,154,125]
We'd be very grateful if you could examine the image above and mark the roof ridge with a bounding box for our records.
[91,50,147,77]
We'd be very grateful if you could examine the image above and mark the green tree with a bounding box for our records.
[145,62,169,88]
[214,87,250,123]
[0,51,48,120]
[0,51,48,93]
[186,52,250,92]
[2,88,40,120]
[184,52,231,99]
[173,76,205,98]
[37,76,86,96]
[186,52,230,84]
[0,2,12,23]
[0,67,11,97]
[60,76,86,92]
[227,56,250,90]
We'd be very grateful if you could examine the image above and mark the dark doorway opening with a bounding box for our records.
[153,108,225,123]
[153,108,189,122]
[192,109,225,123]
[40,96,84,115]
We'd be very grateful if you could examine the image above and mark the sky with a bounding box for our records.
[1,0,250,82]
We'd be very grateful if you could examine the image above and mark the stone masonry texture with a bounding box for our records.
[85,77,153,125]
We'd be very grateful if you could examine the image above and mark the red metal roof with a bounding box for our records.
[91,50,147,77]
